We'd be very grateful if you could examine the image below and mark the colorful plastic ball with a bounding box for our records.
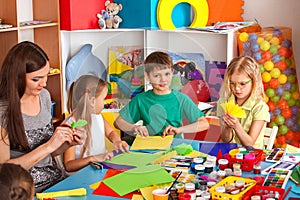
[242,51,252,57]
[271,95,280,103]
[291,106,299,114]
[281,39,292,49]
[243,41,251,50]
[278,74,287,84]
[269,79,280,89]
[260,40,271,51]
[269,121,277,128]
[264,61,274,71]
[257,37,264,44]
[266,88,275,98]
[239,32,249,42]
[285,130,295,140]
[270,37,280,45]
[278,99,288,110]
[292,91,299,100]
[276,86,284,96]
[251,43,260,52]
[273,108,282,116]
[254,52,262,62]
[278,47,288,57]
[292,125,299,132]
[286,49,293,58]
[262,72,272,82]
[278,125,288,135]
[285,118,294,127]
[259,64,265,73]
[265,33,273,41]
[275,115,285,125]
[291,84,297,92]
[296,100,300,108]
[270,68,281,78]
[288,98,296,107]
[267,101,276,112]
[263,82,269,90]
[248,33,258,43]
[262,51,272,61]
[273,29,282,37]
[269,45,278,54]
[276,61,287,71]
[282,91,291,100]
[283,82,292,91]
[287,75,296,83]
[271,54,281,63]
[282,108,292,118]
[285,58,292,67]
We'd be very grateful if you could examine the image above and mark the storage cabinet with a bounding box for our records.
[0,0,63,123]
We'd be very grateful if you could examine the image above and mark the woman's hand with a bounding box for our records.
[47,125,75,153]
[113,141,130,153]
[162,126,180,137]
[92,152,114,162]
[71,126,86,145]
[133,125,149,137]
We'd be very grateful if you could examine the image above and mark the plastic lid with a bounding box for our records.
[185,183,195,190]
[218,159,229,165]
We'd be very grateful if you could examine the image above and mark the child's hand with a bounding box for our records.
[162,126,180,137]
[92,152,114,162]
[113,141,130,153]
[72,126,87,145]
[222,113,239,129]
[133,125,149,137]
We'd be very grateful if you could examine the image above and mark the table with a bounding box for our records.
[42,138,300,199]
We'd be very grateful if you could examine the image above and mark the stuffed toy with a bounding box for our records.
[97,0,123,29]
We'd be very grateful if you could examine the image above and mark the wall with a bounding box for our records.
[243,0,300,87]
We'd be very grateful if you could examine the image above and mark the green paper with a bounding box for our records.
[172,143,193,155]
[103,164,174,196]
[70,119,87,128]
[105,152,160,167]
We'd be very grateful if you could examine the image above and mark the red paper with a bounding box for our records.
[92,169,140,198]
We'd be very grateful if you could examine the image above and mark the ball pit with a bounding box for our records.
[238,27,300,148]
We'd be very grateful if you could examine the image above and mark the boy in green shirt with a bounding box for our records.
[114,51,209,139]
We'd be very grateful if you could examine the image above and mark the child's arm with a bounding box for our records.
[103,116,129,153]
[162,117,209,137]
[63,146,113,172]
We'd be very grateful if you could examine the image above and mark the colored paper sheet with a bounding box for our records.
[140,183,172,200]
[199,142,238,156]
[131,194,144,200]
[92,169,140,198]
[103,164,174,196]
[105,152,160,167]
[186,150,208,158]
[130,135,174,150]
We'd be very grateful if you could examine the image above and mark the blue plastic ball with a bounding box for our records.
[285,118,294,127]
[251,43,260,52]
[249,33,258,43]
[283,82,292,90]
[291,106,299,115]
[273,108,282,115]
[243,42,251,50]
[271,54,281,63]
[253,52,262,61]
[281,39,292,49]
[292,124,299,132]
[242,51,252,57]
[283,68,292,76]
[273,29,282,37]
[276,87,284,96]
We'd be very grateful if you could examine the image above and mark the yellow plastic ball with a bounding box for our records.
[270,68,281,78]
[292,91,299,100]
[265,96,269,103]
[260,40,271,51]
[257,37,264,44]
[265,33,273,41]
[262,72,272,82]
[264,61,274,71]
[239,32,249,42]
[270,37,280,45]
[278,74,287,84]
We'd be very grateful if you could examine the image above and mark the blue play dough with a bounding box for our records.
[65,44,107,90]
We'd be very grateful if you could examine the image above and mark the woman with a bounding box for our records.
[0,41,85,192]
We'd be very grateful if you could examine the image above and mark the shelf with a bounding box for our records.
[19,22,59,30]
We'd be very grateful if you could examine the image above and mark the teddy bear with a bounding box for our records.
[97,0,123,29]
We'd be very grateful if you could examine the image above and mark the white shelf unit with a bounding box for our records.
[60,29,238,111]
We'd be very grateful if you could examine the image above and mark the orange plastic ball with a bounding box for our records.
[267,101,276,112]
[285,131,295,140]
[269,79,279,89]
[278,99,288,110]
[282,108,292,118]
[262,51,272,61]
[278,47,288,57]
[276,61,287,71]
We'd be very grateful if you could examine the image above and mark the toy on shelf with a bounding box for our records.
[97,0,123,29]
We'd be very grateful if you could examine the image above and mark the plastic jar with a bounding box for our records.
[218,159,229,170]
[195,164,205,175]
[253,163,261,174]
[185,183,196,200]
[176,183,185,194]
[217,170,226,181]
[206,155,217,167]
[203,161,214,173]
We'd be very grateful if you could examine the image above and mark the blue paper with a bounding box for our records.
[199,142,238,156]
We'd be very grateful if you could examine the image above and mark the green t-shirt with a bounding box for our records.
[119,90,204,138]
[217,95,270,149]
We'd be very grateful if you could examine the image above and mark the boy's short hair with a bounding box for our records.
[144,51,173,74]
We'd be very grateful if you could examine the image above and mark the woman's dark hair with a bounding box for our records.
[0,41,49,151]
[0,163,34,200]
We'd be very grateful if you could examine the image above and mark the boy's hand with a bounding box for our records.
[113,141,130,153]
[133,125,149,137]
[162,126,180,137]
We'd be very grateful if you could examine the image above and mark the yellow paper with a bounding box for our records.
[151,150,177,164]
[132,194,145,200]
[130,135,174,150]
[186,150,208,158]
[36,188,86,199]
[89,181,101,189]
[220,100,246,118]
